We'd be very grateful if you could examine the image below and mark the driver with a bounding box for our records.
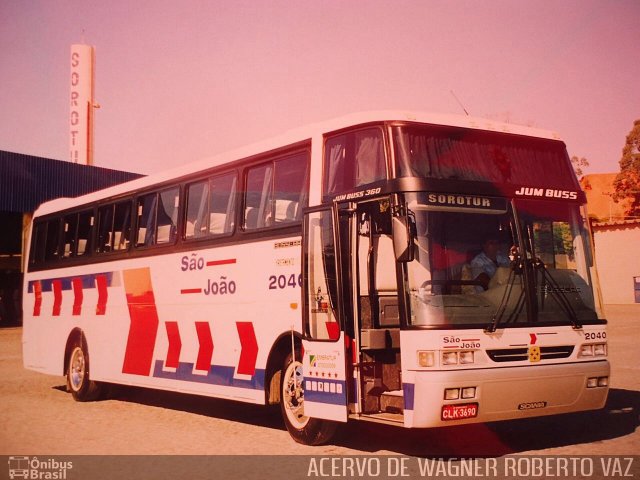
[470,237,510,292]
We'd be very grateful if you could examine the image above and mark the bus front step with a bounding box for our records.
[380,390,404,413]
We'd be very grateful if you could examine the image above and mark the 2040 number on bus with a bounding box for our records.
[269,273,303,290]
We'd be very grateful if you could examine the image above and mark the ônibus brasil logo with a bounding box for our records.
[8,456,73,479]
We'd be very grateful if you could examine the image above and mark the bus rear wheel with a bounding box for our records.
[66,339,104,402]
[280,351,337,445]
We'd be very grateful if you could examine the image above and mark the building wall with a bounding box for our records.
[0,150,143,325]
[593,221,640,304]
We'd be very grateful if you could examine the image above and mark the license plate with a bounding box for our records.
[441,403,479,421]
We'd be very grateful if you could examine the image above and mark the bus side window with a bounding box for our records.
[44,218,62,262]
[209,173,236,235]
[136,188,178,247]
[244,152,309,230]
[96,201,131,253]
[157,187,179,244]
[63,213,79,258]
[244,164,273,230]
[96,204,115,253]
[62,210,95,258]
[136,193,158,247]
[29,222,47,266]
[273,152,308,224]
[76,210,94,256]
[113,201,132,250]
[186,173,236,239]
[324,128,386,199]
[186,181,209,238]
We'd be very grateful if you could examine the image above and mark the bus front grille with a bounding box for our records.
[487,346,574,362]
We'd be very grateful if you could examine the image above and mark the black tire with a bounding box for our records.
[66,337,104,402]
[280,350,337,445]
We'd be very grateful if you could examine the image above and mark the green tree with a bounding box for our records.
[612,119,640,218]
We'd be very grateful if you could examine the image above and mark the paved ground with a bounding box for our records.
[1,305,638,456]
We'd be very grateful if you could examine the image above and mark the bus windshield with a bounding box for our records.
[405,193,598,328]
[393,124,579,190]
[516,198,598,325]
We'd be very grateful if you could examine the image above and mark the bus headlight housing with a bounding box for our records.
[442,351,459,365]
[587,376,609,388]
[418,350,477,368]
[444,386,477,400]
[579,343,607,357]
[441,350,475,366]
[417,351,436,367]
[459,351,475,364]
[593,343,607,356]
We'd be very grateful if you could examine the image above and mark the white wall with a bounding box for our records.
[593,223,640,304]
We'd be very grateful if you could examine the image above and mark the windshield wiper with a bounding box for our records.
[533,258,582,330]
[484,253,525,334]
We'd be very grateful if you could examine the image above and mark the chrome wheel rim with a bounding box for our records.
[283,360,309,428]
[69,347,85,391]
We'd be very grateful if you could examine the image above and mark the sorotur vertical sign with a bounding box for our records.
[69,44,95,165]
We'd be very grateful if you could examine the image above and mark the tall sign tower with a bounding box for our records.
[69,44,96,165]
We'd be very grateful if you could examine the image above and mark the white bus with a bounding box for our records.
[23,111,610,445]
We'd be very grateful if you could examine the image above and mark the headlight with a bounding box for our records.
[441,350,475,366]
[587,376,609,388]
[580,344,594,357]
[461,387,477,399]
[459,351,475,364]
[417,351,436,367]
[444,388,460,400]
[442,351,458,365]
[593,343,607,356]
[580,343,607,357]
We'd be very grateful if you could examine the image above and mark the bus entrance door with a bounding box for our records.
[301,206,351,422]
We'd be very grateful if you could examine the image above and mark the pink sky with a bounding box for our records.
[1,0,638,175]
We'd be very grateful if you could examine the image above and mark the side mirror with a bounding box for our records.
[392,215,414,263]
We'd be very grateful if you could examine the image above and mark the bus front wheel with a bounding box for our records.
[66,338,104,402]
[280,350,337,445]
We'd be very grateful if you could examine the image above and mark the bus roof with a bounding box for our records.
[33,110,564,217]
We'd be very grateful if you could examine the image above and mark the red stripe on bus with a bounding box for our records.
[325,321,340,341]
[195,322,214,372]
[72,277,84,316]
[52,280,63,316]
[206,258,236,267]
[33,281,42,317]
[95,274,108,315]
[164,321,181,369]
[180,288,202,294]
[236,322,258,376]
[122,268,160,376]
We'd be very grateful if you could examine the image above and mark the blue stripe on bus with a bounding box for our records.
[403,382,415,411]
[152,360,265,391]
[28,272,115,293]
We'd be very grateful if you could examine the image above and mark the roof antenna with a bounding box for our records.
[450,90,470,116]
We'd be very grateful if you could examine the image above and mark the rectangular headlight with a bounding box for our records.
[593,343,607,356]
[598,376,609,387]
[459,351,475,364]
[580,345,594,357]
[444,388,460,400]
[417,351,435,367]
[461,387,476,399]
[442,351,458,365]
[587,377,598,388]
